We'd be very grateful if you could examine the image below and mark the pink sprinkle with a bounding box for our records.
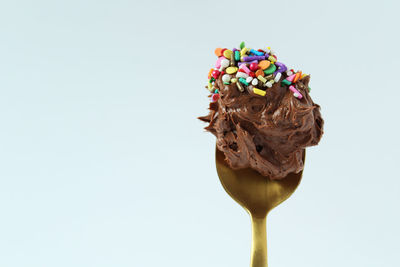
[289,85,303,99]
[286,74,296,82]
[215,57,223,69]
[238,60,257,67]
[239,64,251,74]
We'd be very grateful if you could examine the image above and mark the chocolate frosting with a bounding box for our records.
[199,75,324,180]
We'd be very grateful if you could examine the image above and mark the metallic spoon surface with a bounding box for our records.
[215,147,304,267]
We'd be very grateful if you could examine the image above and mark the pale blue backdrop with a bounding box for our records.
[1,0,399,266]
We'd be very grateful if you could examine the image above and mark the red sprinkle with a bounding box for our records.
[212,70,220,79]
[211,93,220,102]
[249,63,258,71]
[249,72,256,78]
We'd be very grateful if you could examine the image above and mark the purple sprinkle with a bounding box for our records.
[274,62,287,75]
[242,56,265,62]
[232,48,238,52]
[238,60,257,67]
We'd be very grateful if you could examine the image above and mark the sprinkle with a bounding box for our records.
[251,79,259,86]
[214,48,223,57]
[222,74,231,83]
[258,60,271,70]
[240,41,245,50]
[255,69,264,77]
[226,67,238,74]
[274,72,282,82]
[219,58,230,71]
[211,93,220,102]
[286,74,296,82]
[238,60,257,67]
[250,49,264,56]
[214,89,219,94]
[253,88,266,96]
[234,50,240,61]
[239,77,249,85]
[212,70,221,79]
[308,87,311,92]
[207,82,213,92]
[249,63,258,72]
[266,80,274,88]
[236,72,249,79]
[301,74,309,80]
[230,53,236,66]
[242,56,265,62]
[231,78,237,83]
[286,70,293,76]
[265,74,274,80]
[215,57,223,69]
[223,49,233,59]
[268,55,276,63]
[246,77,253,83]
[293,71,302,83]
[281,79,292,86]
[236,81,245,92]
[289,85,303,99]
[239,64,251,74]
[240,47,248,56]
[274,62,287,74]
[208,68,214,79]
[257,75,267,83]
[263,64,277,75]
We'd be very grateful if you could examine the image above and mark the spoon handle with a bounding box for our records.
[250,215,268,267]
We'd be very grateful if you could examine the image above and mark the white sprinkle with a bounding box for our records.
[222,74,231,83]
[266,81,273,88]
[274,72,282,82]
[286,70,293,76]
[251,79,258,86]
[246,77,253,83]
[236,72,249,79]
[293,92,300,98]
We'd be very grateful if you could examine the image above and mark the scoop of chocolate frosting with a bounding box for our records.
[199,75,324,180]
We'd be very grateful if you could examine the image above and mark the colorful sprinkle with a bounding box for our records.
[263,64,277,75]
[289,85,303,99]
[239,77,249,86]
[205,42,313,102]
[253,88,266,96]
[226,67,238,74]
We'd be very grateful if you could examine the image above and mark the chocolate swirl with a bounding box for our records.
[199,75,324,180]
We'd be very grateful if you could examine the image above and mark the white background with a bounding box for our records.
[1,0,399,266]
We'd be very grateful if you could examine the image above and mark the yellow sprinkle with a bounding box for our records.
[223,49,233,59]
[208,82,214,92]
[226,67,238,74]
[267,46,271,50]
[301,73,309,79]
[253,88,266,96]
[240,47,248,56]
[231,78,237,83]
[268,56,276,63]
[257,75,267,83]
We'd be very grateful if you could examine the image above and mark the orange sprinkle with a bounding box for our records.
[214,48,223,57]
[255,69,264,77]
[258,60,271,70]
[293,71,302,83]
[208,68,214,79]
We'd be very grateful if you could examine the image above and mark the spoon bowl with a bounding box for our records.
[215,147,304,267]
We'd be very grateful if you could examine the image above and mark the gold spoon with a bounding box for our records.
[215,147,304,267]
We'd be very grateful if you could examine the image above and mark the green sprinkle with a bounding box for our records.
[209,77,215,83]
[263,64,277,75]
[214,89,219,93]
[240,41,245,50]
[308,87,311,92]
[234,50,240,61]
[239,77,249,86]
[223,82,230,85]
[281,79,292,86]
